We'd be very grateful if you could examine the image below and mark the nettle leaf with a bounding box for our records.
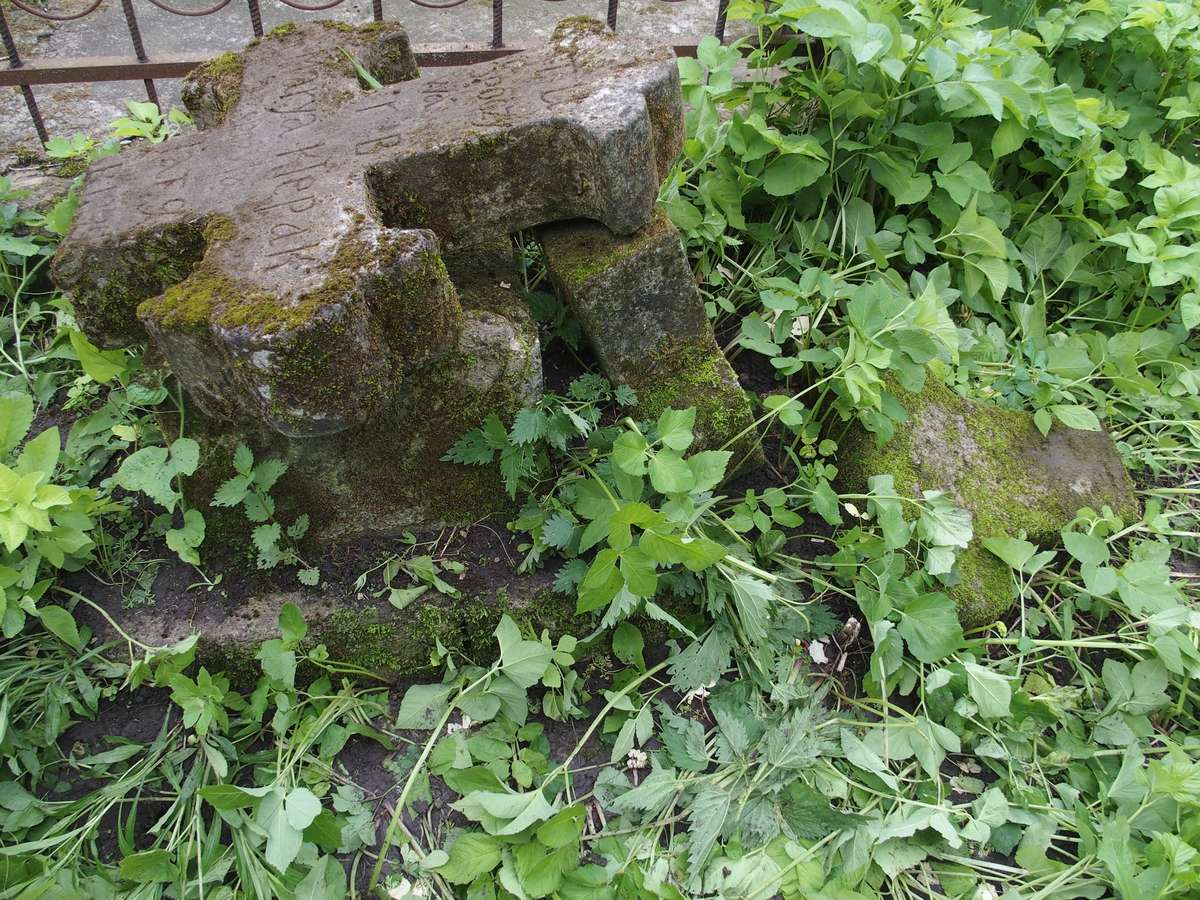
[252,522,282,560]
[212,474,251,508]
[728,574,772,645]
[687,785,731,877]
[233,443,254,476]
[511,407,547,445]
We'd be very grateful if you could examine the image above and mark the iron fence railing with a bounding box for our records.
[0,0,730,143]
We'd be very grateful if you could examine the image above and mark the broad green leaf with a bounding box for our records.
[657,407,696,451]
[118,849,175,883]
[436,832,502,884]
[687,450,732,492]
[1050,404,1101,431]
[649,450,695,494]
[495,615,552,688]
[963,662,1011,718]
[278,602,308,644]
[395,682,456,729]
[451,788,557,836]
[69,330,126,384]
[897,593,962,662]
[577,548,623,613]
[0,393,33,455]
[611,622,645,670]
[284,787,322,830]
[37,605,81,649]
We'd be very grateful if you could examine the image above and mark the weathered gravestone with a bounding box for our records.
[53,19,705,539]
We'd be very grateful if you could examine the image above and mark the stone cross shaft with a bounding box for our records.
[53,20,682,440]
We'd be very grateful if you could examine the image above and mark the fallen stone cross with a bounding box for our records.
[52,18,756,539]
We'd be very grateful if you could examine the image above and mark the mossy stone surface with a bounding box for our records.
[182,22,417,132]
[840,378,1139,625]
[540,210,761,469]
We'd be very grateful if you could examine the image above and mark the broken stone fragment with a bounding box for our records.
[539,209,761,467]
[840,378,1139,625]
[181,22,419,131]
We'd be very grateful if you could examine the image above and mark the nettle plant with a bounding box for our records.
[445,373,636,498]
[213,443,319,584]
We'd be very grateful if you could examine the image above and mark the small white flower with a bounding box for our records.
[626,748,648,771]
[446,714,473,735]
[682,681,714,704]
[808,640,829,665]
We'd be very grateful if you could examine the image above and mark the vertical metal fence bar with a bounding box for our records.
[0,3,47,142]
[118,0,159,106]
[372,0,383,21]
[247,0,264,37]
[714,0,727,41]
[606,0,617,31]
[491,0,502,48]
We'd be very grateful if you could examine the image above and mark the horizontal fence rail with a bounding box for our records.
[1,0,731,143]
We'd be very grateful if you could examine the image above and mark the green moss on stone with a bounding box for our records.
[631,336,759,464]
[545,210,672,286]
[839,377,1140,625]
[55,220,207,344]
[183,51,245,127]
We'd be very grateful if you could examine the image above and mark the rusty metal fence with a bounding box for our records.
[0,0,730,142]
